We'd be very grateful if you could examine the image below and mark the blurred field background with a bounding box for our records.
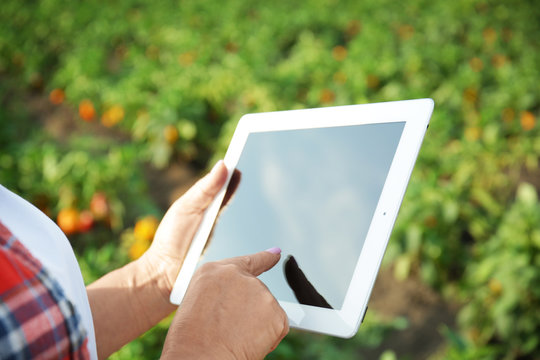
[1,0,539,359]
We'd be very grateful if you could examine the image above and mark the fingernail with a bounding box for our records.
[265,247,281,255]
[211,160,224,174]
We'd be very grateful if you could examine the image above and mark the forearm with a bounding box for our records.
[87,254,176,359]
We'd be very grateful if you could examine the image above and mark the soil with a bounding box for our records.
[363,269,458,359]
[32,93,459,359]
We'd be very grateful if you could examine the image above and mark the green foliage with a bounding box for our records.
[268,314,408,360]
[1,0,539,358]
[4,0,537,167]
[456,183,540,358]
[441,326,503,360]
[0,128,154,229]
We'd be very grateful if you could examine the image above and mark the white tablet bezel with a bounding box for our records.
[170,98,434,338]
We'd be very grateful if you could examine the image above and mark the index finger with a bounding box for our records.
[223,248,282,276]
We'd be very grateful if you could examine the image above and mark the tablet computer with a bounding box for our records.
[170,98,434,338]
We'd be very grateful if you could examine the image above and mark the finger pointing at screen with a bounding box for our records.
[220,246,281,276]
[162,248,289,360]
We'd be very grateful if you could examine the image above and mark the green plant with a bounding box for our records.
[1,0,539,358]
[457,183,540,359]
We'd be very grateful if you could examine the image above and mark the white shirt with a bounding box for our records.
[0,184,98,360]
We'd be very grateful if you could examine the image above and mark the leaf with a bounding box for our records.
[516,183,538,207]
[394,255,411,281]
[379,350,397,360]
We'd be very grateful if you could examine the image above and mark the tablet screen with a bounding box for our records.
[200,121,405,310]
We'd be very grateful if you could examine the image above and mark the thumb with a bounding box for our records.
[227,248,282,277]
[178,160,228,213]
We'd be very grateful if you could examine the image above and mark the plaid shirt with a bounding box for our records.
[0,221,90,359]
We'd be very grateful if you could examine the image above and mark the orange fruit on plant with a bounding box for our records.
[520,111,535,131]
[129,237,151,260]
[397,24,414,40]
[164,125,179,144]
[101,105,125,127]
[332,45,347,61]
[178,51,196,66]
[469,57,484,72]
[366,74,380,89]
[491,54,507,68]
[79,100,96,122]
[57,208,80,235]
[78,210,94,233]
[319,89,335,104]
[465,126,481,141]
[424,215,438,228]
[463,88,478,104]
[134,216,159,242]
[482,27,497,45]
[49,89,65,105]
[90,192,109,220]
[345,20,361,38]
[488,278,502,296]
[225,41,239,53]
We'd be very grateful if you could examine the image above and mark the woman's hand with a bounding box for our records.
[88,161,230,359]
[139,160,229,302]
[161,249,289,360]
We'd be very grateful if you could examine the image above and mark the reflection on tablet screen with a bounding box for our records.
[201,122,405,309]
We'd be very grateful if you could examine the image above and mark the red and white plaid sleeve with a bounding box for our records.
[0,221,90,359]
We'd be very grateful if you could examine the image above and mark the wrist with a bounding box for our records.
[161,325,236,360]
[136,251,177,310]
[86,252,177,358]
